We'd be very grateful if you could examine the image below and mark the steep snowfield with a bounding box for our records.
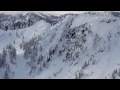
[0,20,51,79]
[1,12,120,79]
[0,20,51,52]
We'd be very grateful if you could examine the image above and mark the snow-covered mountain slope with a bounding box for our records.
[1,12,120,79]
[0,20,51,79]
[0,12,59,31]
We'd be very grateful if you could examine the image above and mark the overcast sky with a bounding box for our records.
[0,11,85,15]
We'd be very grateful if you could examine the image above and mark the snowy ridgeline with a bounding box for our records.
[1,12,120,79]
[0,12,59,31]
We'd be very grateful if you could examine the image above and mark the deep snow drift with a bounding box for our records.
[1,12,120,79]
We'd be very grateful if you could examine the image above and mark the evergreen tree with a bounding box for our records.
[20,43,22,49]
[37,54,43,65]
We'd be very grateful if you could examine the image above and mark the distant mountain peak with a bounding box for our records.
[0,12,60,31]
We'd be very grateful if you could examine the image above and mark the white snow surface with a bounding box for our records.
[0,13,120,79]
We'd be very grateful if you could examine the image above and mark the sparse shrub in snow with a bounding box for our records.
[92,60,97,65]
[117,31,120,35]
[43,61,46,68]
[0,48,7,67]
[46,56,51,63]
[30,42,38,60]
[38,35,42,41]
[43,61,48,68]
[82,61,89,69]
[29,63,37,75]
[23,42,31,59]
[22,42,27,50]
[118,68,120,77]
[6,44,16,64]
[81,34,86,43]
[50,33,56,42]
[107,32,112,42]
[75,51,80,58]
[9,47,16,64]
[59,38,62,42]
[28,58,39,75]
[58,48,65,56]
[66,51,73,61]
[0,53,5,68]
[27,54,43,75]
[22,36,24,43]
[75,41,80,48]
[101,19,116,24]
[93,34,101,51]
[111,69,117,79]
[16,31,20,38]
[49,48,54,56]
[37,65,42,74]
[4,64,11,79]
[37,54,44,65]
[113,69,117,74]
[107,32,112,52]
[68,29,76,39]
[110,68,120,79]
[4,69,10,79]
[49,45,58,56]
[20,43,23,49]
[6,44,12,49]
[75,69,84,79]
[2,48,7,58]
[79,69,84,78]
[79,45,84,51]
